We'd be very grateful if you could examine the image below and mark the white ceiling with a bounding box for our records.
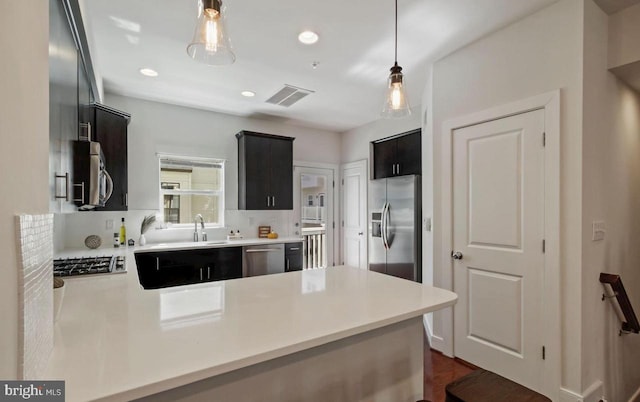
[81,0,559,132]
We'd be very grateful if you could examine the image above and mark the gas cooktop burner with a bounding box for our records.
[53,255,126,277]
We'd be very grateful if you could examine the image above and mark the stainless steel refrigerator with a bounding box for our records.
[368,175,421,282]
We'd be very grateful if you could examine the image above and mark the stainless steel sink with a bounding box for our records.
[146,240,227,250]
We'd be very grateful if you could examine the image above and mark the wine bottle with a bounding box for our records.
[119,217,126,245]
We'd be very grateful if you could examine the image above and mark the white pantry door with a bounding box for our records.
[341,160,367,269]
[452,109,545,392]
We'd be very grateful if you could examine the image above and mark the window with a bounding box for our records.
[159,155,225,227]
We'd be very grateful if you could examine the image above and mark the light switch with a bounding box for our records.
[592,221,605,241]
[106,219,114,230]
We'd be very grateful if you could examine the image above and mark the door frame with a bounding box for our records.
[439,90,560,399]
[340,159,369,269]
[293,160,339,266]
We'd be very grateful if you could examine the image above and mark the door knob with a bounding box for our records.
[451,251,463,260]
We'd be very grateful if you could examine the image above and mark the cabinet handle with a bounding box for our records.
[272,196,276,207]
[266,196,270,207]
[289,247,300,251]
[397,164,401,174]
[54,173,70,201]
[245,248,281,253]
[156,257,160,271]
[73,182,85,204]
[286,258,290,271]
[125,193,128,207]
[207,266,211,280]
[392,164,396,175]
[200,268,203,281]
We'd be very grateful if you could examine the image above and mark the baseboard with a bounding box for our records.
[583,381,603,402]
[429,334,449,356]
[559,387,583,402]
[559,381,603,402]
[630,385,640,402]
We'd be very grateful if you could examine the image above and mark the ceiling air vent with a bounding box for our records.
[265,84,315,107]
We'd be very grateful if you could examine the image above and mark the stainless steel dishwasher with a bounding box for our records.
[242,244,285,277]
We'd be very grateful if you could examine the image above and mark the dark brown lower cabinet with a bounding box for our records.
[285,242,303,272]
[135,247,242,290]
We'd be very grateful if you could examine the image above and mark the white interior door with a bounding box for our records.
[341,160,367,269]
[452,109,545,392]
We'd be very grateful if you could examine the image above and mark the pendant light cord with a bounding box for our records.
[394,0,398,65]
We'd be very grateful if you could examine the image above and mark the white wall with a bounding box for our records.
[608,2,640,69]
[0,0,50,379]
[109,94,341,211]
[340,112,422,164]
[60,94,341,249]
[428,0,584,395]
[582,1,640,400]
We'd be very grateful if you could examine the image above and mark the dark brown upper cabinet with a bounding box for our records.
[237,131,294,210]
[90,104,131,211]
[372,129,421,179]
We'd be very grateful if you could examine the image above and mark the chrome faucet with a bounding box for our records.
[194,214,207,242]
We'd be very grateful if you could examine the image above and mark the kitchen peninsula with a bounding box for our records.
[45,249,457,402]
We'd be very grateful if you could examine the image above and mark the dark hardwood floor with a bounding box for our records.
[424,337,477,402]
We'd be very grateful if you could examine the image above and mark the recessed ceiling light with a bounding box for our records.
[139,68,158,77]
[298,30,319,45]
[241,91,256,97]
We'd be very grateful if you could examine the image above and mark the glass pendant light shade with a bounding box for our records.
[187,0,235,65]
[381,63,411,118]
[381,0,411,118]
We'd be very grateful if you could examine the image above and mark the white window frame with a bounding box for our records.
[158,154,225,228]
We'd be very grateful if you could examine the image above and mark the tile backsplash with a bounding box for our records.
[16,214,54,379]
[57,209,294,250]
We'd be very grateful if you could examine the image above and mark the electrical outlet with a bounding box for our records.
[106,219,114,230]
[592,221,605,241]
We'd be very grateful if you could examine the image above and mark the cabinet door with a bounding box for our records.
[395,130,421,176]
[372,140,396,179]
[285,242,303,272]
[241,135,271,210]
[200,247,242,282]
[269,138,293,209]
[49,0,79,213]
[135,251,201,289]
[238,132,294,210]
[93,108,128,211]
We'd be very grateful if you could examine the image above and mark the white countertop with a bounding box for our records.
[46,250,457,401]
[54,237,304,260]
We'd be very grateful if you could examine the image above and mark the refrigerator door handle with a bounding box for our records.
[384,201,392,249]
[381,202,390,249]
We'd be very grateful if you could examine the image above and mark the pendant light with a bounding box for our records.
[187,0,235,65]
[381,0,411,118]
